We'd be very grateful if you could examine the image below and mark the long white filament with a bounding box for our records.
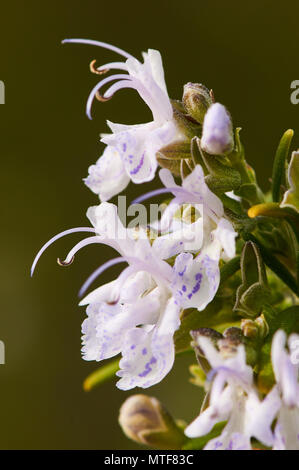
[62,39,134,60]
[31,227,96,277]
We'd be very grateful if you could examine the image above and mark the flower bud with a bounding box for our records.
[183,82,212,123]
[190,328,223,372]
[201,103,234,155]
[218,327,243,358]
[119,394,186,449]
[241,314,269,339]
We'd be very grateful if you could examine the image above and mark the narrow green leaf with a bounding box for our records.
[219,256,241,287]
[243,233,298,295]
[281,150,299,212]
[83,359,119,391]
[272,129,294,202]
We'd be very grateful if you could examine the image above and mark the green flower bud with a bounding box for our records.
[119,395,186,449]
[183,82,213,124]
[241,314,269,339]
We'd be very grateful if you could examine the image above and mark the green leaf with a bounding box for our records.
[243,233,298,296]
[272,129,294,202]
[156,154,181,176]
[83,359,119,391]
[219,256,241,286]
[157,141,191,160]
[281,150,299,212]
[193,137,241,193]
[235,183,261,205]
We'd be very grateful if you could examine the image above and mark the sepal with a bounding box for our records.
[183,83,213,124]
[281,150,299,212]
[234,241,271,318]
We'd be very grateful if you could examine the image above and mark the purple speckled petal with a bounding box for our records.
[81,289,161,362]
[172,252,220,311]
[116,297,180,389]
[205,432,251,451]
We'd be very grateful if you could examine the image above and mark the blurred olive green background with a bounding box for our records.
[0,0,298,449]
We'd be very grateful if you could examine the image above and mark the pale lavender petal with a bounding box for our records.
[82,291,161,362]
[84,146,130,201]
[172,252,220,311]
[201,103,234,155]
[116,297,180,389]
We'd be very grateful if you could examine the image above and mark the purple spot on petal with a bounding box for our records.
[178,266,187,277]
[129,152,145,175]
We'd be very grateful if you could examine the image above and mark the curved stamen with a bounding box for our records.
[103,77,162,123]
[60,236,104,265]
[103,80,142,99]
[86,74,132,119]
[90,59,109,75]
[78,256,127,298]
[97,62,128,72]
[131,187,195,205]
[62,38,134,60]
[31,227,96,277]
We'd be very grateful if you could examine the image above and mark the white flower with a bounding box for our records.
[271,330,299,450]
[31,196,224,390]
[201,103,234,155]
[78,202,221,389]
[63,39,184,198]
[136,164,237,265]
[185,337,279,450]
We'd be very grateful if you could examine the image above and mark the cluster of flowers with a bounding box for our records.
[185,329,299,450]
[32,39,299,450]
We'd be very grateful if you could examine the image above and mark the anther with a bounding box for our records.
[57,256,74,266]
[89,59,109,75]
[95,91,113,102]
